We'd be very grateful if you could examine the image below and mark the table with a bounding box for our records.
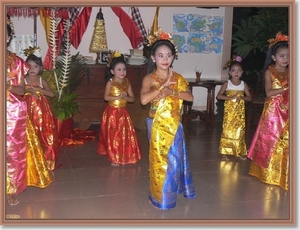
[182,78,225,127]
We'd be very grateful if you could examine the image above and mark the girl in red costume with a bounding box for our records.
[21,49,59,171]
[97,51,142,166]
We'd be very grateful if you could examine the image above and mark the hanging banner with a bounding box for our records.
[8,35,35,60]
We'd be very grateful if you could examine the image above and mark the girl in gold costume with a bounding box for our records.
[97,51,142,166]
[140,28,196,210]
[247,32,289,190]
[217,57,252,161]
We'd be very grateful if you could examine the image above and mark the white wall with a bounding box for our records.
[10,6,233,108]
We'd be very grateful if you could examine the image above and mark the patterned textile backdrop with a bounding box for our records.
[8,35,35,60]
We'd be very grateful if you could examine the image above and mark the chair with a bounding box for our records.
[246,75,265,138]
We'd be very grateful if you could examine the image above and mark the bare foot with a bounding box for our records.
[7,194,19,206]
[222,155,229,161]
[111,163,119,167]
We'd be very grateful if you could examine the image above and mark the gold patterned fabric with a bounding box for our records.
[107,78,129,108]
[219,89,247,157]
[26,117,52,188]
[148,73,183,200]
[249,118,289,190]
[147,71,196,209]
[247,65,289,190]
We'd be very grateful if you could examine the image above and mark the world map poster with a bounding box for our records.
[172,14,224,54]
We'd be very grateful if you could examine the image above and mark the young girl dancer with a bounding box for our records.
[97,51,142,166]
[247,32,289,190]
[217,56,252,161]
[22,48,59,171]
[140,28,196,210]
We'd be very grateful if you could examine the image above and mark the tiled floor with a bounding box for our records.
[4,119,292,226]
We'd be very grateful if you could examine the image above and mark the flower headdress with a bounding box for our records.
[223,54,243,70]
[6,14,15,35]
[267,32,288,48]
[146,27,178,59]
[106,50,123,67]
[23,46,42,58]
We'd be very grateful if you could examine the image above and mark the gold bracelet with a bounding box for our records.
[172,89,179,96]
[158,85,164,91]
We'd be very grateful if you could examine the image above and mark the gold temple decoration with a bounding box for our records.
[89,7,108,64]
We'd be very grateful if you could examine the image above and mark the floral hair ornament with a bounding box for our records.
[146,27,178,59]
[223,54,243,70]
[267,32,288,48]
[6,14,15,35]
[23,46,42,58]
[106,50,123,67]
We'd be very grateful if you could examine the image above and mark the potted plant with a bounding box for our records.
[51,53,86,120]
[42,14,86,138]
[231,7,288,86]
[42,52,86,138]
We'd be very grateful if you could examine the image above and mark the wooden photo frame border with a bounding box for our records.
[1,1,297,228]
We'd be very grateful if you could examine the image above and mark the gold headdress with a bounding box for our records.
[223,54,243,70]
[267,32,288,48]
[23,46,42,58]
[106,50,123,67]
[146,27,178,59]
[6,14,15,35]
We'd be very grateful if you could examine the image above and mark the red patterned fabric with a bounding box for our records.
[131,7,147,48]
[59,7,81,52]
[69,7,92,49]
[24,80,59,171]
[60,128,96,146]
[111,7,143,49]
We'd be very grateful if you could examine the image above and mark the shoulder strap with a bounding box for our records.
[39,77,43,88]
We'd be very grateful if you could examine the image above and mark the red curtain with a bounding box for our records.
[111,7,143,49]
[69,7,92,49]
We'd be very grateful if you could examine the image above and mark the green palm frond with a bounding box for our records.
[231,7,288,84]
[232,18,265,58]
[51,92,81,121]
[44,11,86,121]
[56,52,85,95]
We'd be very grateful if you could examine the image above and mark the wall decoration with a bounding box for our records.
[172,14,224,54]
[89,7,108,64]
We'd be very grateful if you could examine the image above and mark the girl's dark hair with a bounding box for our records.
[261,41,288,90]
[228,61,243,79]
[147,39,176,74]
[105,55,126,82]
[262,41,289,73]
[7,14,13,46]
[26,54,44,75]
